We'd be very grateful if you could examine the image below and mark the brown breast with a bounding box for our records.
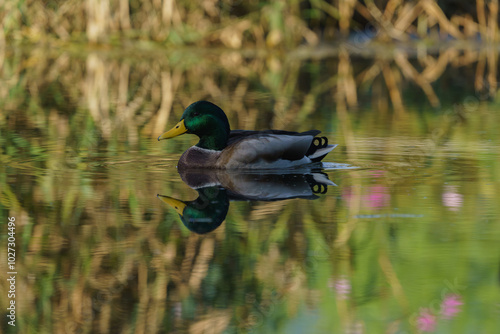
[177,146,221,169]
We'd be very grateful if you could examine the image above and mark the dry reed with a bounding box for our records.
[2,0,499,46]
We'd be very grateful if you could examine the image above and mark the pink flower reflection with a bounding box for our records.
[328,276,351,300]
[370,170,386,178]
[440,294,463,319]
[442,185,463,211]
[342,185,390,209]
[367,185,390,208]
[416,308,437,332]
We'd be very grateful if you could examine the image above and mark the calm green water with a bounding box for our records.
[1,46,500,333]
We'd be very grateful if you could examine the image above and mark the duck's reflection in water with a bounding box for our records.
[158,168,336,234]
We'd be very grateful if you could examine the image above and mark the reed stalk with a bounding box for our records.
[3,0,498,46]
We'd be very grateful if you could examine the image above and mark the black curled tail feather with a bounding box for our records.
[306,136,329,156]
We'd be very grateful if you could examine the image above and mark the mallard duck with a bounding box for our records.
[158,101,336,169]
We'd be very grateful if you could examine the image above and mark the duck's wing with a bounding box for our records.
[228,129,320,146]
[221,130,326,168]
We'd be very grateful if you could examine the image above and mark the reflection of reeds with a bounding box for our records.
[0,42,498,149]
[1,43,497,150]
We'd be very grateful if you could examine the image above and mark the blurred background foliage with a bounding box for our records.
[1,1,500,333]
[1,0,499,46]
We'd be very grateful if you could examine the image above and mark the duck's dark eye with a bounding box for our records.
[192,112,200,117]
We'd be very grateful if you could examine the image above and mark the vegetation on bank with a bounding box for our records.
[2,0,499,47]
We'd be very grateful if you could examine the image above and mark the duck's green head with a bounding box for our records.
[158,101,230,151]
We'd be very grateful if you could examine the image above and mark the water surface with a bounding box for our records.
[1,46,500,333]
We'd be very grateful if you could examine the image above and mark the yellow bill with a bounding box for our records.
[158,119,187,141]
[157,195,187,216]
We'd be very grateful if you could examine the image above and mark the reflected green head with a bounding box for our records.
[181,187,229,234]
